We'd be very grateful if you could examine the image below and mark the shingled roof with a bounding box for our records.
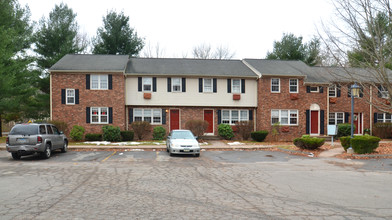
[243,59,312,77]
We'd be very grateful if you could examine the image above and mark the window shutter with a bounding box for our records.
[129,108,133,124]
[319,86,323,93]
[347,85,351,97]
[61,89,66,104]
[320,110,325,134]
[249,110,253,121]
[75,89,79,104]
[153,77,157,92]
[109,107,113,124]
[241,79,245,93]
[378,85,382,98]
[138,77,142,92]
[108,74,113,90]
[213,78,217,93]
[227,79,231,93]
[345,112,350,123]
[182,78,186,92]
[306,86,310,93]
[86,107,91,123]
[162,109,166,124]
[305,110,310,134]
[217,110,221,124]
[86,75,90,90]
[199,78,203,93]
[359,87,363,97]
[167,78,171,92]
[337,84,341,97]
[374,113,378,124]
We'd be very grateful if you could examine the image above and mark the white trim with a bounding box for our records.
[271,109,298,126]
[91,107,109,124]
[328,85,337,97]
[289,79,298,93]
[203,78,213,93]
[310,86,319,93]
[232,79,241,94]
[66,89,75,105]
[142,77,152,92]
[172,77,182,92]
[90,74,108,90]
[271,78,280,93]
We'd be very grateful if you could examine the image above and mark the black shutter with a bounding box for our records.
[359,87,363,97]
[249,110,253,121]
[217,110,221,124]
[306,110,310,134]
[138,77,142,92]
[108,74,112,90]
[319,86,323,93]
[306,86,310,93]
[227,79,231,93]
[61,89,66,104]
[345,112,350,123]
[213,78,217,93]
[182,78,186,92]
[129,108,133,124]
[75,89,79,104]
[86,74,90,90]
[378,85,382,98]
[162,109,166,124]
[241,79,245,93]
[153,77,157,92]
[109,107,113,124]
[199,78,203,93]
[320,110,325,134]
[374,113,378,124]
[347,85,351,97]
[86,107,91,123]
[337,85,341,97]
[167,78,171,92]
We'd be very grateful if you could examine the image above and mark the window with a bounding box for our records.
[143,77,152,92]
[377,113,392,123]
[232,79,241,94]
[91,107,108,124]
[271,78,280,93]
[289,79,298,93]
[133,109,162,124]
[329,85,336,97]
[329,112,344,125]
[91,75,108,90]
[271,110,298,125]
[379,85,389,99]
[204,78,213,93]
[66,89,75,104]
[172,78,181,92]
[310,86,319,93]
[221,110,249,125]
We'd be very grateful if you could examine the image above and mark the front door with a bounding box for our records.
[204,110,214,134]
[354,113,363,134]
[170,109,180,131]
[310,110,319,135]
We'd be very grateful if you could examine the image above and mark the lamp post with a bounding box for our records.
[348,83,360,154]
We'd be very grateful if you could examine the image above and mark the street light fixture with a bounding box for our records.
[348,83,361,154]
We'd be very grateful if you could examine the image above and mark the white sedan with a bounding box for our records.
[166,130,201,157]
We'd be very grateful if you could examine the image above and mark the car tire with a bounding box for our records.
[11,153,21,160]
[42,144,51,159]
[195,153,200,157]
[61,140,68,153]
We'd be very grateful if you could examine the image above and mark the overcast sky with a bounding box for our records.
[19,0,335,59]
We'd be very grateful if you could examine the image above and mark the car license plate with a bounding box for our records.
[17,138,27,143]
[183,149,190,152]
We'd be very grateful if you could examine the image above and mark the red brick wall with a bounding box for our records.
[51,72,126,136]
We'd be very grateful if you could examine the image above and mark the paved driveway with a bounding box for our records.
[0,150,391,219]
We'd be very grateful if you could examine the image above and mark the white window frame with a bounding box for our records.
[310,86,319,93]
[377,113,392,123]
[203,78,213,93]
[91,107,109,124]
[66,89,75,105]
[232,79,241,94]
[271,109,298,125]
[143,77,152,92]
[221,110,249,125]
[271,78,280,93]
[91,74,108,90]
[289,79,298,93]
[172,78,182,92]
[329,112,344,125]
[133,109,162,125]
[380,86,389,99]
[329,85,336,97]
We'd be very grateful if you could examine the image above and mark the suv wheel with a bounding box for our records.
[11,153,21,160]
[61,140,68,153]
[42,144,51,159]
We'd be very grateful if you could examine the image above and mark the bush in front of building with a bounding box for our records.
[102,125,121,142]
[251,130,269,142]
[337,123,355,138]
[293,136,325,150]
[48,120,68,134]
[236,121,253,140]
[120,131,134,141]
[218,124,234,140]
[85,133,103,141]
[373,123,392,139]
[152,126,166,140]
[185,120,209,138]
[351,135,381,154]
[131,121,151,140]
[340,136,351,151]
[70,125,85,141]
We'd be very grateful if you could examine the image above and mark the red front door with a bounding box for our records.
[310,110,319,134]
[170,109,180,131]
[204,110,214,134]
[354,113,362,134]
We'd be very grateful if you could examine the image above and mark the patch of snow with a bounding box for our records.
[131,149,144,151]
[227,142,245,146]
[84,141,111,145]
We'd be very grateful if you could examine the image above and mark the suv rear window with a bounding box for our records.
[9,125,39,135]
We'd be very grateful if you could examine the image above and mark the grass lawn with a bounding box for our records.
[0,137,6,144]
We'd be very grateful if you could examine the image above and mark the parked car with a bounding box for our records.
[6,123,68,160]
[166,130,200,157]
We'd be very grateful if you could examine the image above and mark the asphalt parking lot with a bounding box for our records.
[0,150,392,219]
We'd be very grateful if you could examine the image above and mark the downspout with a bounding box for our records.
[327,85,330,135]
[370,86,373,135]
[50,73,53,120]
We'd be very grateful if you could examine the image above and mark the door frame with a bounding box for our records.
[169,109,180,131]
[354,112,363,135]
[203,109,214,135]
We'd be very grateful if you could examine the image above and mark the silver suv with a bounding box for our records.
[6,123,68,160]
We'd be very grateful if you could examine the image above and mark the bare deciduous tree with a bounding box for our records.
[142,41,166,58]
[192,43,235,59]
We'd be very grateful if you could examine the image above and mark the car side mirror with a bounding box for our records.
[60,131,64,135]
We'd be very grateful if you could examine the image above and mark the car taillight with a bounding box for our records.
[6,137,9,144]
[37,136,42,144]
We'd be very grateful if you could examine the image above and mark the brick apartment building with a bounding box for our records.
[50,54,390,141]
